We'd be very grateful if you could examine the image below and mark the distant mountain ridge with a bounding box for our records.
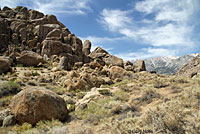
[132,54,197,75]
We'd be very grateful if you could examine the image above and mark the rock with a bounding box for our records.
[177,54,200,77]
[41,40,72,57]
[0,18,11,52]
[149,70,156,74]
[65,78,87,91]
[124,65,134,71]
[89,47,108,59]
[46,29,63,39]
[3,115,16,127]
[109,66,129,79]
[92,47,108,54]
[29,9,44,19]
[46,14,58,24]
[0,56,12,74]
[89,61,102,69]
[124,61,133,66]
[83,40,91,55]
[10,89,68,125]
[75,87,103,110]
[33,24,61,42]
[0,108,12,127]
[17,51,45,66]
[104,55,124,67]
[135,60,146,72]
[57,56,69,70]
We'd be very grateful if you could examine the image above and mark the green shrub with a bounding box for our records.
[0,81,21,97]
[31,71,40,76]
[16,64,23,67]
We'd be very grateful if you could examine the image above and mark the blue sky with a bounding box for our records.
[1,0,200,60]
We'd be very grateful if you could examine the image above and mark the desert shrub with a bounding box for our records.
[16,64,23,67]
[171,86,182,93]
[112,88,200,134]
[154,79,168,88]
[98,89,112,96]
[73,97,114,122]
[113,90,129,102]
[11,120,66,134]
[0,95,12,108]
[140,89,160,104]
[12,122,32,133]
[170,77,189,84]
[0,81,21,97]
[31,71,40,76]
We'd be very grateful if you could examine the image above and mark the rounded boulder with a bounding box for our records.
[10,89,68,125]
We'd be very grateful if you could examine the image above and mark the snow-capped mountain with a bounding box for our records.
[132,54,198,75]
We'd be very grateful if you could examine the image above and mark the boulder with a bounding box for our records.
[135,60,146,72]
[0,56,12,74]
[89,47,108,59]
[57,56,69,70]
[29,9,44,20]
[33,24,61,42]
[17,51,45,66]
[104,55,124,67]
[46,29,63,39]
[0,108,12,127]
[46,14,58,24]
[83,40,91,55]
[109,66,129,79]
[3,115,16,127]
[41,40,72,57]
[10,89,68,125]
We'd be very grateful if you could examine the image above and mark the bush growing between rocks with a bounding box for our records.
[0,81,21,97]
[73,97,114,123]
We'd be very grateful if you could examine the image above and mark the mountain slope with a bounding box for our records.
[177,54,200,77]
[139,54,197,74]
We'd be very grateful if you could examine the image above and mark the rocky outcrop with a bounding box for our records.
[17,51,45,66]
[0,56,12,74]
[109,66,130,79]
[135,60,146,72]
[10,89,68,125]
[83,40,91,55]
[177,54,200,77]
[89,47,124,67]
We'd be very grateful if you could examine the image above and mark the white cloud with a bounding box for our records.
[98,9,133,32]
[1,0,92,15]
[98,0,200,59]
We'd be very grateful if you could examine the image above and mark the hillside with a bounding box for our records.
[0,6,200,134]
[134,54,197,75]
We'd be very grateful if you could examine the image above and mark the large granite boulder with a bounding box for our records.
[17,51,45,66]
[0,56,12,74]
[104,55,124,67]
[10,89,68,125]
[41,40,72,57]
[135,60,146,72]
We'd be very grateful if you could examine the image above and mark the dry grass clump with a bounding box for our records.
[154,79,169,88]
[112,87,200,134]
[72,97,114,123]
[11,119,66,134]
[140,89,160,104]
